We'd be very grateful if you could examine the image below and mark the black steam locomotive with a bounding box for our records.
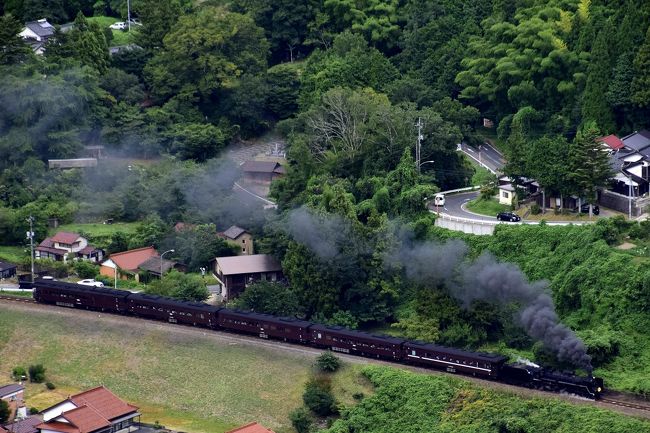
[31,279,604,399]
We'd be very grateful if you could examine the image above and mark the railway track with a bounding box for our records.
[1,295,650,417]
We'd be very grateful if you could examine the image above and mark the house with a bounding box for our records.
[3,416,43,433]
[225,422,275,433]
[0,384,25,422]
[0,262,17,279]
[36,232,103,263]
[19,19,55,46]
[214,254,283,300]
[599,134,625,151]
[240,161,286,185]
[37,386,139,433]
[99,246,158,282]
[220,226,253,255]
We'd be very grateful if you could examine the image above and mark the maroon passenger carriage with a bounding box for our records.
[126,293,219,328]
[402,340,507,378]
[310,324,405,361]
[217,309,312,343]
[33,279,129,312]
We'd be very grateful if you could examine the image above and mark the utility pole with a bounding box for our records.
[26,216,35,283]
[127,0,131,31]
[415,117,423,174]
[628,173,633,220]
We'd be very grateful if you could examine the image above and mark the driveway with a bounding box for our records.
[433,191,498,222]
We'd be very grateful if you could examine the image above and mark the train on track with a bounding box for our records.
[31,278,604,399]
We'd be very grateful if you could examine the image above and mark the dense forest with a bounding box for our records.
[2,0,650,397]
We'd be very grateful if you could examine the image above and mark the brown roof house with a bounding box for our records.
[37,386,139,433]
[240,161,285,185]
[36,232,103,263]
[214,254,283,300]
[0,384,24,422]
[220,226,254,255]
[225,423,275,433]
[2,416,42,433]
[99,247,157,282]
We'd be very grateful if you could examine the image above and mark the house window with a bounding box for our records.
[242,239,246,243]
[502,191,509,198]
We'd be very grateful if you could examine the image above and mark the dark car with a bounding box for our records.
[496,212,521,222]
[578,203,600,215]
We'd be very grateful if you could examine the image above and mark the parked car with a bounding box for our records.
[77,279,104,287]
[109,21,126,30]
[577,203,600,215]
[496,212,521,222]
[433,193,445,207]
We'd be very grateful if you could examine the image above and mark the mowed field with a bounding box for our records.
[0,305,318,433]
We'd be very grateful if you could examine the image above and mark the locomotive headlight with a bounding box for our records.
[597,387,602,392]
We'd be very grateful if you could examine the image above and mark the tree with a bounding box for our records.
[234,281,302,316]
[0,14,31,65]
[168,224,236,272]
[266,63,300,119]
[144,8,269,104]
[135,0,183,50]
[569,122,613,216]
[289,407,313,433]
[130,215,169,249]
[632,27,650,107]
[0,400,8,424]
[581,19,616,132]
[167,123,226,162]
[99,68,145,104]
[12,366,26,380]
[28,364,46,383]
[145,270,209,302]
[74,260,98,279]
[46,12,109,73]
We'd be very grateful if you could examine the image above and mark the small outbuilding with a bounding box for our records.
[220,225,253,255]
[498,183,516,205]
[240,161,286,184]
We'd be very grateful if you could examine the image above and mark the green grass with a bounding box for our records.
[465,197,511,216]
[87,16,135,47]
[0,245,27,263]
[0,290,33,298]
[51,222,139,237]
[0,306,314,433]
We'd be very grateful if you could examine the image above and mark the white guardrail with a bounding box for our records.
[432,211,591,227]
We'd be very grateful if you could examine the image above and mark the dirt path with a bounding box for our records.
[1,300,648,421]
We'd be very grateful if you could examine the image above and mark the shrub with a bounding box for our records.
[352,392,364,400]
[530,203,541,215]
[45,382,56,390]
[73,261,98,279]
[303,379,337,416]
[289,407,313,433]
[315,351,341,372]
[12,366,26,381]
[28,364,46,383]
[29,407,39,415]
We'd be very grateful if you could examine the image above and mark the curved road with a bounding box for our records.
[438,191,498,222]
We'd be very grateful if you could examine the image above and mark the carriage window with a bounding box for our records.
[411,350,416,356]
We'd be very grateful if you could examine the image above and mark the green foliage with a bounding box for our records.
[145,270,209,302]
[233,281,302,317]
[134,0,183,50]
[73,260,98,279]
[46,381,56,390]
[322,366,650,433]
[303,377,337,417]
[167,123,226,162]
[166,224,236,272]
[632,26,650,107]
[12,366,26,380]
[315,351,341,373]
[46,13,110,73]
[0,399,8,424]
[289,406,313,433]
[28,364,46,383]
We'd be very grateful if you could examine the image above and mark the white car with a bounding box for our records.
[109,22,126,30]
[78,279,104,287]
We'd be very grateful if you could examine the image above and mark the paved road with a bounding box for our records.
[458,141,506,173]
[436,191,499,222]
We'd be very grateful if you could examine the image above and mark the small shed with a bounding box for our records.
[240,161,286,184]
[498,183,516,205]
[0,261,17,279]
[221,225,253,255]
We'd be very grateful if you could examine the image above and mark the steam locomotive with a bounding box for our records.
[31,279,604,399]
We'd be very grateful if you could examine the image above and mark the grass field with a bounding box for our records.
[0,245,27,263]
[51,222,140,237]
[0,306,317,433]
[87,16,136,46]
[466,197,510,216]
